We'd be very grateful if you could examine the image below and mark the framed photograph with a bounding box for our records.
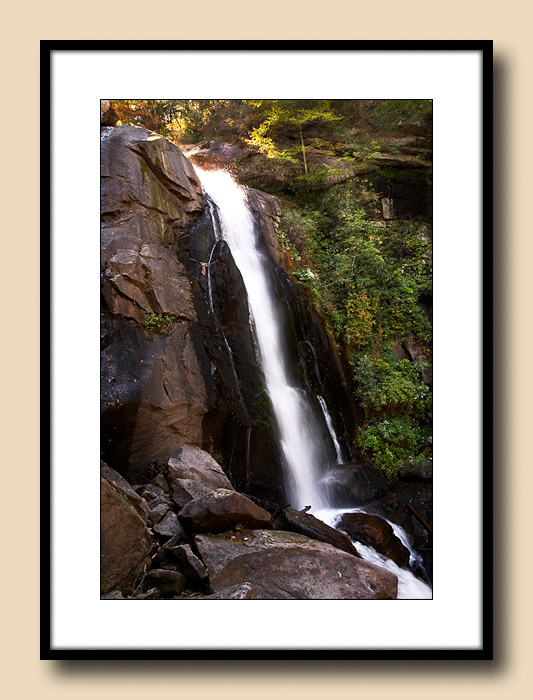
[43,40,492,659]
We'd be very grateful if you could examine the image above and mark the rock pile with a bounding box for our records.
[101,445,398,600]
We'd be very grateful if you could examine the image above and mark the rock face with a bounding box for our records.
[100,469,152,594]
[101,126,210,480]
[195,529,397,599]
[337,513,411,569]
[178,488,278,532]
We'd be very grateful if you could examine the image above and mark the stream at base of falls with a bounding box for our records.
[313,507,433,599]
[194,165,432,600]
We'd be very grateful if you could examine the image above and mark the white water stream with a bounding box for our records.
[195,167,431,599]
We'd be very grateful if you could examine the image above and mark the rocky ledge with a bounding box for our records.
[101,444,398,600]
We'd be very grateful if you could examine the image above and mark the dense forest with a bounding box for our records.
[112,98,433,478]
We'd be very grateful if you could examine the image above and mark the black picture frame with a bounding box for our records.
[42,40,493,660]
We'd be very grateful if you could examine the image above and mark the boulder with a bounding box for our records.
[178,488,277,532]
[167,445,234,508]
[101,100,118,126]
[202,582,276,600]
[195,529,397,599]
[152,511,184,538]
[247,497,358,557]
[337,513,411,569]
[101,477,152,594]
[100,462,149,520]
[167,544,208,584]
[145,569,185,596]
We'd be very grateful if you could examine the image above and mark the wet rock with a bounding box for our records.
[320,463,389,506]
[101,477,152,594]
[203,582,276,600]
[167,544,208,583]
[152,510,183,538]
[247,497,358,557]
[195,529,397,599]
[178,488,277,533]
[337,513,411,569]
[246,188,281,263]
[132,588,160,600]
[145,569,185,596]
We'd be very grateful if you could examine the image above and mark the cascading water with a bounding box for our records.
[317,395,344,464]
[194,166,432,599]
[196,167,327,510]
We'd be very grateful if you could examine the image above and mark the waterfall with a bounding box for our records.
[195,167,328,510]
[194,167,432,599]
[317,395,344,464]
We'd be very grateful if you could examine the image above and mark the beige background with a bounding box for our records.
[1,0,528,695]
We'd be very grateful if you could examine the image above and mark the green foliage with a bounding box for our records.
[144,313,175,332]
[357,417,431,477]
[369,99,432,130]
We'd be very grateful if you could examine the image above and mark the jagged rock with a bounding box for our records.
[145,569,185,596]
[152,510,183,538]
[278,507,358,557]
[247,496,358,557]
[101,100,118,126]
[203,582,276,600]
[101,477,152,594]
[166,445,234,508]
[149,503,169,524]
[195,529,397,599]
[167,544,208,583]
[178,488,277,532]
[337,513,411,569]
[101,462,149,520]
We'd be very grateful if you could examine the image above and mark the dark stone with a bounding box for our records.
[195,529,397,599]
[149,503,169,524]
[247,497,358,557]
[178,488,277,533]
[337,513,411,568]
[145,569,185,596]
[365,482,433,583]
[319,463,389,507]
[167,445,234,508]
[152,511,183,538]
[167,544,208,583]
[187,140,248,168]
[398,459,433,482]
